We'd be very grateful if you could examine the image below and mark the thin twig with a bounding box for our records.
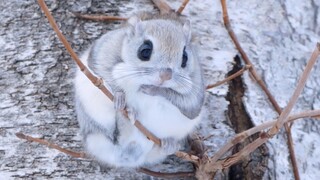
[72,12,128,21]
[133,117,162,145]
[211,137,268,171]
[220,0,301,178]
[37,0,113,101]
[176,0,190,14]
[283,123,299,180]
[15,133,87,159]
[37,0,161,146]
[175,151,200,165]
[206,65,251,89]
[210,109,320,162]
[138,167,195,178]
[220,0,282,112]
[151,0,173,14]
[202,134,214,141]
[268,43,320,136]
[207,108,320,172]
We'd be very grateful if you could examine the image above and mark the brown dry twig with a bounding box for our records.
[206,64,251,89]
[201,109,320,176]
[177,0,190,14]
[210,109,320,163]
[220,0,300,178]
[178,108,320,177]
[38,0,113,100]
[151,0,173,14]
[72,0,190,22]
[37,0,113,100]
[72,12,128,21]
[15,132,87,159]
[268,43,320,136]
[138,168,195,178]
[175,151,200,165]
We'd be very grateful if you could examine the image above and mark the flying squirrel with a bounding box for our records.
[74,12,205,167]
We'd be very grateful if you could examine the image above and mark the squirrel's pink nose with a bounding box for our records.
[159,68,172,81]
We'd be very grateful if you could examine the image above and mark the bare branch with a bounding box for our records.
[209,137,268,171]
[72,12,128,21]
[133,116,162,145]
[16,133,87,159]
[151,0,173,14]
[175,151,200,165]
[211,109,320,162]
[268,43,320,136]
[37,0,114,101]
[138,168,195,178]
[177,0,190,14]
[206,65,251,89]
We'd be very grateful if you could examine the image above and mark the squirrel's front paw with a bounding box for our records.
[160,137,181,155]
[114,90,126,110]
[139,85,160,96]
[126,106,138,124]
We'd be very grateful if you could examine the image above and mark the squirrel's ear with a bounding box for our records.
[183,20,192,43]
[127,16,143,37]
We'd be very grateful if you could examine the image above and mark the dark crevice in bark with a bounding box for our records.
[226,55,269,180]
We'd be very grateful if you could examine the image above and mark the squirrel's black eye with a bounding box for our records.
[138,40,153,61]
[181,47,188,68]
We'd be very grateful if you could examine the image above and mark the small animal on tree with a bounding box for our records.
[75,12,205,167]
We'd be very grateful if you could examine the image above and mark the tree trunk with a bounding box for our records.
[0,0,319,179]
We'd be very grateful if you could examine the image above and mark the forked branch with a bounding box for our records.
[268,43,320,136]
[220,0,301,178]
[210,109,320,162]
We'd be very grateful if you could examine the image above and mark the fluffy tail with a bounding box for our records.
[85,133,145,167]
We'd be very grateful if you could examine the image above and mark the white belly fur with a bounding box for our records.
[126,91,201,140]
